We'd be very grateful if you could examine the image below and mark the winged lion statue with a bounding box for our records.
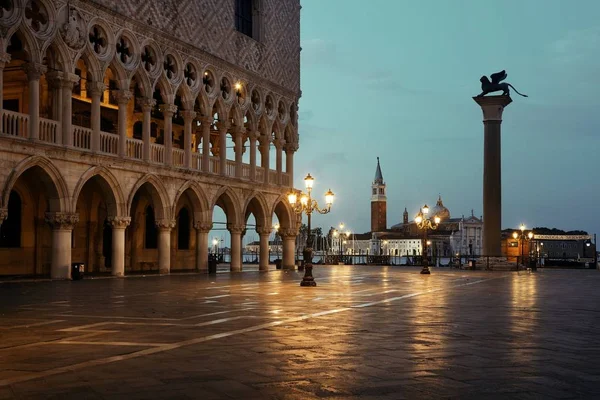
[477,70,528,98]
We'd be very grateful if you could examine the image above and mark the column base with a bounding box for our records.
[300,279,316,287]
[420,266,431,275]
[230,266,242,272]
[159,268,170,275]
[283,265,296,271]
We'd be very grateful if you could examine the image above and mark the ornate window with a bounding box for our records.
[235,0,254,38]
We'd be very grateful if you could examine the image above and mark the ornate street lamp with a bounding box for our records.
[288,173,334,286]
[414,204,441,275]
[513,224,534,270]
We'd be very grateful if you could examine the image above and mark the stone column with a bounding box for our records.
[156,219,175,274]
[201,118,211,172]
[45,212,79,280]
[249,132,257,181]
[261,137,270,184]
[115,90,132,158]
[182,110,196,169]
[0,52,10,114]
[160,104,177,166]
[473,95,512,256]
[275,138,284,185]
[61,73,79,147]
[281,228,296,270]
[219,123,228,176]
[234,127,244,178]
[257,227,271,271]
[194,222,212,272]
[141,98,155,162]
[88,81,105,152]
[285,143,297,187]
[24,63,45,141]
[46,71,63,126]
[228,225,244,272]
[109,216,131,277]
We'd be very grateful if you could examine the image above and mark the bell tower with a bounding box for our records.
[403,207,409,224]
[371,157,387,232]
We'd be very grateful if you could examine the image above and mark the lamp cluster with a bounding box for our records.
[413,203,442,275]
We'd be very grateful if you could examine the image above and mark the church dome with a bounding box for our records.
[429,195,450,221]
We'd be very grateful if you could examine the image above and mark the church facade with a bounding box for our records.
[0,0,301,278]
[368,158,484,258]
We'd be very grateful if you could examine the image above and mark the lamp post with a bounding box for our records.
[415,204,441,275]
[212,238,218,256]
[513,224,534,270]
[288,173,334,287]
[273,223,280,260]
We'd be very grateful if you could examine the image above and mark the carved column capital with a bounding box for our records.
[256,226,272,236]
[0,208,8,224]
[155,219,176,231]
[285,141,299,153]
[115,89,133,105]
[181,110,197,123]
[108,216,131,229]
[61,73,80,89]
[46,71,64,89]
[279,228,297,239]
[159,103,178,117]
[23,62,46,81]
[45,212,79,230]
[87,81,106,97]
[247,130,259,141]
[228,224,245,235]
[141,98,156,112]
[0,52,11,66]
[274,138,285,150]
[194,221,213,233]
[217,121,230,133]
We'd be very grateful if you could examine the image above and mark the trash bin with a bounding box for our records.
[208,255,218,274]
[529,258,537,271]
[274,259,282,270]
[468,260,476,269]
[71,263,84,280]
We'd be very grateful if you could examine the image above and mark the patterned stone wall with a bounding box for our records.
[90,0,301,94]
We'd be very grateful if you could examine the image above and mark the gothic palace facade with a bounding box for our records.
[0,0,301,278]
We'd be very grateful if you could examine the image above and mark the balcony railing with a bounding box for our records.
[172,148,184,167]
[39,118,59,144]
[126,138,143,160]
[151,143,164,164]
[73,126,92,150]
[1,118,291,187]
[2,110,28,138]
[100,131,118,155]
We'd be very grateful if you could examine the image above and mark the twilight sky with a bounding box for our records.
[293,0,600,237]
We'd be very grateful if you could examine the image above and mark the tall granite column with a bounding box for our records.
[473,95,512,256]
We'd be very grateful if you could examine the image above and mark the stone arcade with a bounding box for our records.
[0,0,301,278]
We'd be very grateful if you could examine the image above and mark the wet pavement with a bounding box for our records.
[1,266,599,399]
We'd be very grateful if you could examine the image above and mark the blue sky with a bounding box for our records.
[292,0,600,237]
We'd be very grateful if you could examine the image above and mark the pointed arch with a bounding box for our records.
[6,26,41,63]
[211,187,242,227]
[105,58,129,89]
[271,194,295,231]
[42,40,70,72]
[172,181,210,224]
[153,74,175,104]
[131,68,152,98]
[3,156,69,213]
[71,166,126,217]
[243,191,270,230]
[195,89,210,119]
[228,102,243,129]
[127,174,171,220]
[73,50,102,83]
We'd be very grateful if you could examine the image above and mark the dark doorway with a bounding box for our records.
[0,191,21,248]
[145,206,157,249]
[177,208,190,250]
[103,220,112,268]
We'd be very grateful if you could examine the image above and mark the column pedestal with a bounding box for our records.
[473,95,512,256]
[194,222,212,272]
[109,217,131,277]
[257,228,271,271]
[281,230,296,270]
[229,225,244,272]
[156,219,175,274]
[45,213,79,280]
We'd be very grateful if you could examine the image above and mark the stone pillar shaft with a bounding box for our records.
[142,99,155,162]
[234,129,243,178]
[286,150,295,187]
[259,233,270,271]
[110,217,130,277]
[249,136,257,181]
[201,119,211,173]
[116,90,132,158]
[275,140,283,185]
[261,140,270,184]
[61,76,78,147]
[161,104,177,166]
[282,235,296,270]
[88,82,103,152]
[25,64,43,141]
[194,223,211,272]
[219,125,228,176]
[45,213,79,280]
[474,95,512,256]
[229,226,243,272]
[182,111,196,169]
